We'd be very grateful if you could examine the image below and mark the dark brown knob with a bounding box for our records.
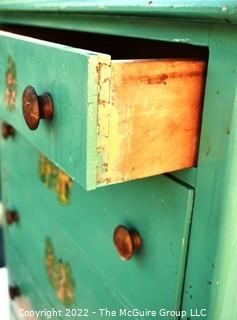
[6,210,19,225]
[2,122,15,139]
[22,85,54,130]
[113,225,142,260]
[9,286,21,300]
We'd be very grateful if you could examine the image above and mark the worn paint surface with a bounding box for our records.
[6,245,61,320]
[5,55,17,110]
[0,1,236,24]
[2,133,194,314]
[39,153,72,204]
[0,7,236,320]
[44,237,75,306]
[0,31,105,190]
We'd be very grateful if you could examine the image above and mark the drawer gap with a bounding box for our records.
[0,25,208,60]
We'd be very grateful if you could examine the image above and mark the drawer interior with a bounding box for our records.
[0,25,208,60]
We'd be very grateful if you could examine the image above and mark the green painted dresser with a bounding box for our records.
[0,1,237,320]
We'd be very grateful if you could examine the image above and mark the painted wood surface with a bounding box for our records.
[7,246,61,320]
[0,8,236,320]
[0,31,206,189]
[0,0,236,25]
[2,133,194,318]
[181,24,237,320]
[0,31,109,190]
[97,59,206,186]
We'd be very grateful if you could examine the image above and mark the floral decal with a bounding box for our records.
[39,153,72,204]
[5,55,17,110]
[44,237,76,306]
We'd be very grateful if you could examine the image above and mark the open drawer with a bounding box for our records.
[0,31,206,190]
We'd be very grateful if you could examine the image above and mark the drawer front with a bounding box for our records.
[0,31,206,190]
[5,236,123,319]
[0,31,107,190]
[6,243,62,320]
[2,137,131,315]
[2,131,194,317]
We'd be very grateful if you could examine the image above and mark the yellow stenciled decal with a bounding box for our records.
[44,238,76,306]
[5,55,17,110]
[39,153,72,204]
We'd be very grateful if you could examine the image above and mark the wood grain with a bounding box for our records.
[97,59,206,186]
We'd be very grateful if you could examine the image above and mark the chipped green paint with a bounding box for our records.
[44,237,76,306]
[0,3,237,319]
[0,32,103,190]
[39,153,72,204]
[5,55,17,110]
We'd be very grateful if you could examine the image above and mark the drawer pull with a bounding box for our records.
[113,225,142,260]
[9,285,21,300]
[6,210,19,225]
[22,85,54,130]
[2,122,15,139]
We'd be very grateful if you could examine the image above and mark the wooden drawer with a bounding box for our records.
[6,243,62,320]
[0,31,206,190]
[2,132,194,316]
[5,236,123,319]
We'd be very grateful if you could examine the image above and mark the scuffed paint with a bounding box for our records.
[44,238,76,306]
[182,238,186,247]
[96,58,113,184]
[39,153,72,204]
[5,55,17,110]
[173,38,191,43]
[96,56,131,185]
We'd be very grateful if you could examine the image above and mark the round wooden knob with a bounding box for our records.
[6,210,19,225]
[22,85,54,130]
[9,286,21,300]
[2,122,15,139]
[113,225,142,260]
